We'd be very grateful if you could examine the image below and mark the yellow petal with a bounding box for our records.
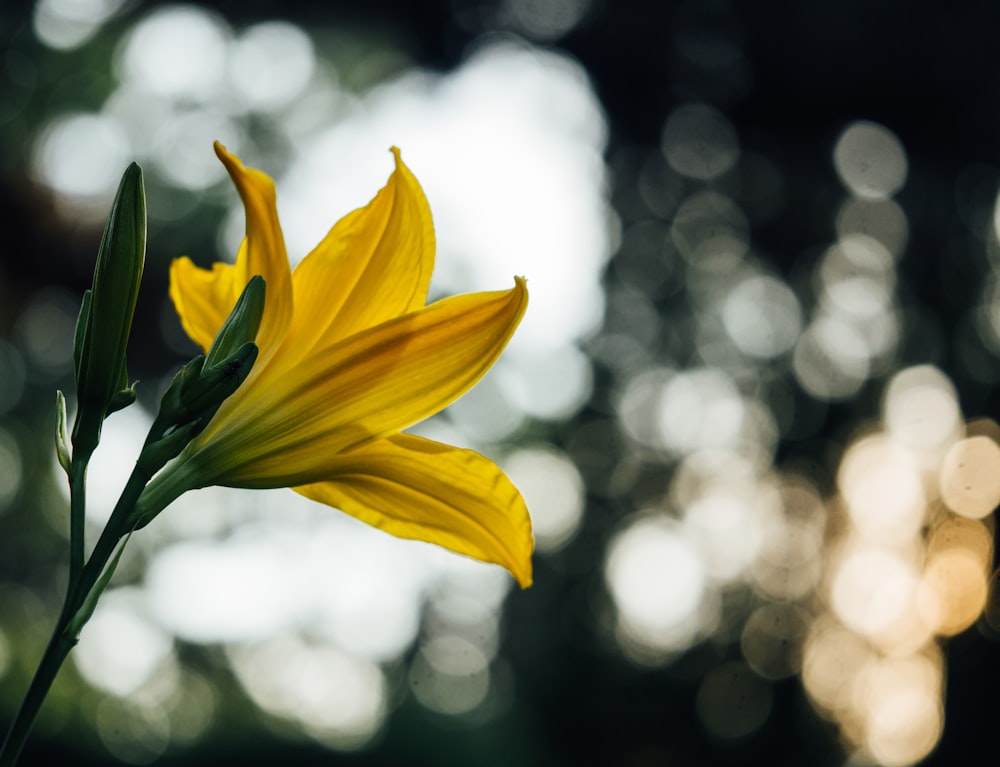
[189,278,528,487]
[213,142,294,357]
[294,434,534,587]
[169,253,245,353]
[282,148,435,362]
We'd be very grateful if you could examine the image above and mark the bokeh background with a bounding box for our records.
[3,0,1000,765]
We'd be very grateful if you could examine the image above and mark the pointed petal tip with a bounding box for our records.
[213,141,246,177]
[389,146,407,172]
[514,562,534,589]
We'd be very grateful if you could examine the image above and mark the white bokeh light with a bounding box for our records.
[833,120,908,200]
[605,515,709,656]
[266,41,610,357]
[33,0,127,50]
[74,588,175,698]
[116,6,231,102]
[228,21,316,111]
[32,113,131,200]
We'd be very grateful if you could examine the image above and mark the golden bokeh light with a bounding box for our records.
[939,435,1000,518]
[829,545,921,641]
[926,514,994,566]
[837,435,926,544]
[801,617,876,717]
[917,548,989,636]
[856,653,943,767]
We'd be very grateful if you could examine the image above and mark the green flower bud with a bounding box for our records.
[72,163,146,456]
[205,275,265,369]
[55,391,71,475]
[136,277,265,481]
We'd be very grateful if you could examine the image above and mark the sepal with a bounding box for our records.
[107,383,138,416]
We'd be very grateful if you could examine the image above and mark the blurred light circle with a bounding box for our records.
[410,635,490,715]
[833,120,907,199]
[917,549,988,636]
[605,285,661,349]
[504,447,584,552]
[926,515,993,566]
[33,0,126,50]
[74,588,175,698]
[683,492,765,581]
[836,197,909,258]
[750,519,824,601]
[32,113,130,198]
[670,191,749,263]
[229,636,385,749]
[502,345,592,420]
[12,289,78,380]
[605,515,707,653]
[992,182,1000,243]
[792,316,870,400]
[830,547,919,638]
[986,569,1000,633]
[938,436,1000,518]
[802,618,875,715]
[118,6,230,102]
[740,603,811,680]
[721,274,801,358]
[838,435,925,544]
[278,43,610,356]
[95,699,170,764]
[151,109,237,190]
[661,103,740,181]
[229,22,315,111]
[445,372,525,442]
[669,449,763,508]
[861,656,943,767]
[695,661,773,741]
[657,368,745,454]
[146,537,305,643]
[882,365,961,452]
[820,235,895,317]
[616,367,675,449]
[500,0,593,41]
[0,429,21,512]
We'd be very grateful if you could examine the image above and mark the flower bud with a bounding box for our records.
[72,163,146,456]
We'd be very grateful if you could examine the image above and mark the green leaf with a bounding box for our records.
[64,533,131,643]
[72,290,92,382]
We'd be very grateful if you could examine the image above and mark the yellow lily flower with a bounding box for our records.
[136,142,533,587]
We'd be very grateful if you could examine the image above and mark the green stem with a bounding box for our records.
[67,452,90,590]
[0,623,76,767]
[0,467,148,766]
